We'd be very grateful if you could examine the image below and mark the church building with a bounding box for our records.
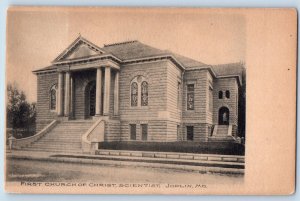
[28,36,244,153]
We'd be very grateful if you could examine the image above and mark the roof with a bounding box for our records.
[212,62,245,83]
[32,65,56,73]
[172,53,207,68]
[33,37,244,83]
[102,40,169,60]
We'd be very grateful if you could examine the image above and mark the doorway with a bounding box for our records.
[218,107,229,125]
[89,84,96,116]
[85,80,96,118]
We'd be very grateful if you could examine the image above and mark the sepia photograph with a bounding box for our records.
[4,7,295,195]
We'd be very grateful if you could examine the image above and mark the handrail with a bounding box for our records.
[228,125,233,136]
[9,120,57,149]
[212,125,218,136]
[81,118,105,153]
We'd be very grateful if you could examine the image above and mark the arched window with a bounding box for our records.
[226,90,230,98]
[50,85,57,110]
[218,91,223,99]
[141,81,148,106]
[131,82,138,106]
[130,75,148,107]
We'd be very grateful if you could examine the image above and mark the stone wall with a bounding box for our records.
[119,60,168,120]
[213,77,239,125]
[36,72,58,132]
[119,120,184,142]
[182,70,209,123]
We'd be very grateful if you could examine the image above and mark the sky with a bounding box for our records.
[6,7,246,102]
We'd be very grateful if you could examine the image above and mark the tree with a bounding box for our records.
[6,82,36,138]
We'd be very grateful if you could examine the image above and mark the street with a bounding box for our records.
[6,159,243,184]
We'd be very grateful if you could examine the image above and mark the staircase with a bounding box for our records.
[209,125,235,142]
[23,120,94,153]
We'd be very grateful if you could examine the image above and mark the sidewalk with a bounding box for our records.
[6,149,244,174]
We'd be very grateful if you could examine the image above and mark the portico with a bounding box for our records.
[56,62,120,120]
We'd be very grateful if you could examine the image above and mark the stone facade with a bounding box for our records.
[33,36,244,143]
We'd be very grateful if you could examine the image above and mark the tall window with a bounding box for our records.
[130,124,136,140]
[141,81,148,106]
[130,76,148,107]
[209,87,213,113]
[187,84,194,110]
[131,82,138,106]
[186,126,194,141]
[177,125,181,140]
[50,85,57,110]
[141,124,148,141]
[226,90,230,98]
[177,82,181,108]
[219,91,223,99]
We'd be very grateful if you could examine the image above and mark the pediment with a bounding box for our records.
[53,36,105,63]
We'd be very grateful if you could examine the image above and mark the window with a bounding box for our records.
[209,87,213,113]
[141,124,148,141]
[130,76,148,107]
[226,90,230,98]
[177,125,181,140]
[141,81,148,106]
[177,82,181,108]
[186,126,194,141]
[130,124,136,140]
[131,82,138,106]
[219,91,223,99]
[50,85,57,110]
[187,84,194,110]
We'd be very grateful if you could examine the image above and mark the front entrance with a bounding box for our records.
[85,80,96,118]
[218,107,229,125]
[89,84,96,116]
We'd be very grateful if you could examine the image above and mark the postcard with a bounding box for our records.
[5,7,296,195]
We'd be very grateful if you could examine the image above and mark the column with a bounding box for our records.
[57,72,64,116]
[114,71,119,116]
[95,67,102,116]
[70,75,74,118]
[64,71,70,117]
[103,66,111,116]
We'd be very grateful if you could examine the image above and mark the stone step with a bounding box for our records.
[26,120,94,153]
[36,136,83,141]
[51,127,91,130]
[31,140,82,145]
[32,139,82,144]
[29,144,82,149]
[208,137,235,142]
[55,124,93,127]
[41,135,82,139]
[216,131,227,134]
[28,144,81,149]
[22,147,82,153]
[50,128,91,131]
[212,135,228,137]
[51,128,91,131]
[40,136,82,139]
[42,134,83,137]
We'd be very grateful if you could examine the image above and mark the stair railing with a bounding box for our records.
[228,125,233,136]
[8,120,57,149]
[81,118,105,154]
[212,125,218,136]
